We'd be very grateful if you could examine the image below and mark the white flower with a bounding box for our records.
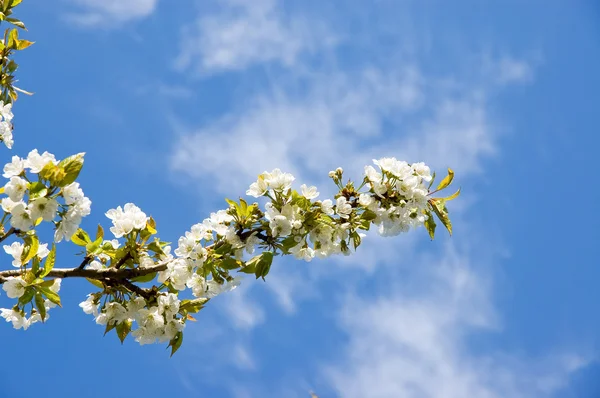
[289,243,315,262]
[0,121,13,149]
[3,156,24,178]
[174,232,207,262]
[105,203,148,238]
[10,203,33,231]
[412,162,432,182]
[320,199,334,215]
[264,169,294,193]
[0,308,32,330]
[365,165,383,184]
[4,176,28,202]
[0,101,13,121]
[188,223,212,241]
[186,274,207,297]
[246,176,268,197]
[157,293,180,319]
[95,302,128,326]
[126,296,146,319]
[49,278,61,293]
[358,193,375,207]
[2,276,27,298]
[162,319,185,342]
[300,184,319,200]
[203,209,233,236]
[25,150,57,174]
[54,215,80,242]
[29,197,59,222]
[335,197,353,219]
[265,203,292,237]
[79,295,99,317]
[157,259,192,291]
[3,241,50,267]
[3,242,23,267]
[1,197,22,214]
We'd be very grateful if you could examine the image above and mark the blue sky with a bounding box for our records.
[1,0,599,397]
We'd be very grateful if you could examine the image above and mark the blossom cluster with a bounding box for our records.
[1,149,91,242]
[0,101,13,149]
[1,278,61,329]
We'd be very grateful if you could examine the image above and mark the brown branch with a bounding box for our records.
[0,262,168,283]
[0,227,17,244]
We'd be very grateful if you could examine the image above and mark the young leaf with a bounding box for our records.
[116,319,132,344]
[169,331,183,357]
[436,168,454,191]
[40,244,56,277]
[444,188,461,201]
[18,286,34,306]
[86,278,105,289]
[96,224,104,241]
[71,228,91,246]
[424,210,436,240]
[56,152,85,187]
[20,234,39,264]
[39,287,61,306]
[34,292,46,321]
[428,198,452,236]
[254,251,274,280]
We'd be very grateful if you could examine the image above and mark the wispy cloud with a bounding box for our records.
[65,0,159,27]
[325,244,589,398]
[174,0,337,75]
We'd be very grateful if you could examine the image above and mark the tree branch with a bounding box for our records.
[0,262,168,284]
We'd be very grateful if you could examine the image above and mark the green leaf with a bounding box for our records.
[116,319,132,344]
[104,321,117,336]
[169,331,183,357]
[179,298,209,314]
[436,168,454,191]
[39,162,64,186]
[56,153,85,187]
[444,188,461,201]
[21,234,39,264]
[427,171,436,190]
[18,287,34,306]
[31,256,40,275]
[131,272,157,283]
[40,244,56,277]
[147,240,165,256]
[5,17,25,29]
[362,209,377,221]
[86,278,105,289]
[39,286,61,307]
[28,181,47,199]
[95,224,104,241]
[428,199,452,236]
[71,228,91,246]
[6,27,17,48]
[351,231,362,249]
[16,39,32,50]
[219,257,243,270]
[424,210,436,240]
[253,251,274,281]
[86,237,103,255]
[35,292,46,321]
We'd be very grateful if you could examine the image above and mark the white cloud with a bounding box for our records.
[65,0,159,27]
[169,66,424,196]
[325,245,589,398]
[174,0,337,75]
[221,282,266,330]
